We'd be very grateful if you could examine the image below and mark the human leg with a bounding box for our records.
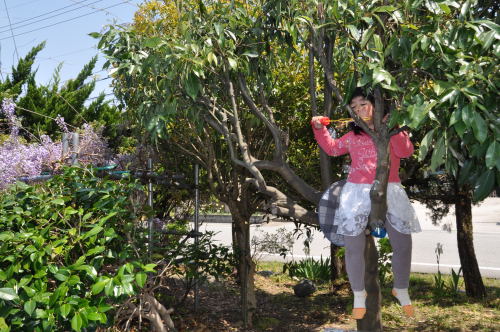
[344,232,367,319]
[386,220,414,317]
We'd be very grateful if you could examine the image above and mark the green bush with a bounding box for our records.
[0,167,152,331]
[0,167,233,331]
[283,257,331,282]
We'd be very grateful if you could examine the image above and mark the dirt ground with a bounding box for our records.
[171,269,500,332]
[175,274,355,332]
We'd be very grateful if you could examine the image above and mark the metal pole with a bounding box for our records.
[147,158,153,257]
[71,133,79,166]
[62,133,69,162]
[194,163,200,311]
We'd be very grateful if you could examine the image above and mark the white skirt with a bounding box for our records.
[333,182,421,237]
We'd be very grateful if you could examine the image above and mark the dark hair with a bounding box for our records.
[349,87,375,105]
[348,87,374,135]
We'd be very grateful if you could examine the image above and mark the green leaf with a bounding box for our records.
[373,68,391,85]
[472,20,500,34]
[98,304,112,313]
[473,169,495,202]
[82,226,103,240]
[214,23,223,36]
[92,279,108,295]
[485,141,500,169]
[373,5,398,12]
[87,312,101,321]
[449,109,461,126]
[0,288,18,301]
[88,32,101,38]
[408,103,429,129]
[373,34,383,52]
[135,272,147,288]
[471,112,488,143]
[418,129,435,161]
[242,51,259,58]
[35,308,47,319]
[24,300,36,316]
[227,57,237,70]
[431,136,445,172]
[142,263,156,272]
[52,198,65,205]
[0,232,14,241]
[60,304,71,318]
[347,25,360,40]
[478,30,496,51]
[207,52,218,65]
[184,73,200,100]
[143,37,162,48]
[438,3,451,14]
[361,26,375,49]
[461,105,474,126]
[454,121,466,138]
[71,313,83,332]
[0,317,10,332]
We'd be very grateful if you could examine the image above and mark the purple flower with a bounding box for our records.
[1,98,19,139]
[55,114,69,133]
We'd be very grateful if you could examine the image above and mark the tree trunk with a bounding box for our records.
[358,235,382,332]
[231,208,257,327]
[357,88,387,331]
[454,187,486,299]
[330,244,345,281]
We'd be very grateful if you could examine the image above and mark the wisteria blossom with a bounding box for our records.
[1,98,19,138]
[55,114,69,133]
[0,98,113,189]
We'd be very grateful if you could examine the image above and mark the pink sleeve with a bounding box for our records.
[312,126,349,156]
[390,131,414,158]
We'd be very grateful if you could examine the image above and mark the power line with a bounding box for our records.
[0,2,126,42]
[68,0,123,22]
[0,0,106,33]
[2,0,44,11]
[2,0,19,60]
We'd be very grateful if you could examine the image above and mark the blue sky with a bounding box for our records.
[0,0,143,102]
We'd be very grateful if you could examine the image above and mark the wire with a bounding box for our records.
[2,0,19,60]
[67,0,123,22]
[0,2,126,42]
[4,0,44,10]
[0,0,106,33]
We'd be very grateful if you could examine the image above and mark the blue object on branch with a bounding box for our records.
[371,227,387,238]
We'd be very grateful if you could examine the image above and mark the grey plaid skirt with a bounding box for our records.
[318,180,347,246]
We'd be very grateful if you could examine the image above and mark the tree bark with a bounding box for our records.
[357,88,388,332]
[230,204,257,327]
[454,185,486,298]
[358,236,382,332]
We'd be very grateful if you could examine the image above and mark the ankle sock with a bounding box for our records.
[392,288,411,306]
[352,290,367,320]
[353,290,367,308]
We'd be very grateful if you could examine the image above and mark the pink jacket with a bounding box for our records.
[313,127,414,183]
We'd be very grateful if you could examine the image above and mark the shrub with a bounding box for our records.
[0,167,233,331]
[283,257,331,283]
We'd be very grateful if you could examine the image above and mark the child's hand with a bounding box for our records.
[310,116,328,129]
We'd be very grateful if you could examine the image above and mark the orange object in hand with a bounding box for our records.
[319,116,370,126]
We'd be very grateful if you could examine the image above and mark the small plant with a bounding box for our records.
[283,257,331,282]
[447,267,463,296]
[377,237,393,286]
[251,227,295,261]
[433,242,447,298]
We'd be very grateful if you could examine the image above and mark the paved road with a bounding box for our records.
[195,197,500,278]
